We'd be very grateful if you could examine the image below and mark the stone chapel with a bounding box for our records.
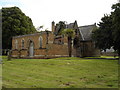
[11,21,100,58]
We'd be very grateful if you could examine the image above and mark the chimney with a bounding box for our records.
[52,21,55,33]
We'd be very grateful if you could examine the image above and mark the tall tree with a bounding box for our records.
[111,3,120,59]
[92,3,120,60]
[62,29,74,57]
[56,21,75,57]
[2,7,36,50]
[55,21,66,35]
[92,14,113,51]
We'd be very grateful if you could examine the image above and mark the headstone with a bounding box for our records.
[7,50,11,61]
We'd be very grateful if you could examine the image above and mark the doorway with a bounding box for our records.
[29,41,34,57]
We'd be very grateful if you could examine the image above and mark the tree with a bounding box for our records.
[2,7,36,50]
[36,25,44,32]
[92,3,120,60]
[111,3,120,59]
[92,14,113,51]
[56,21,75,57]
[62,29,74,57]
[56,21,66,35]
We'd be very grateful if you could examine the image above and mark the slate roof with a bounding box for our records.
[79,24,96,41]
[66,23,74,29]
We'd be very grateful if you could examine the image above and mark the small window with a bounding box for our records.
[15,40,18,49]
[39,36,43,48]
[21,39,24,49]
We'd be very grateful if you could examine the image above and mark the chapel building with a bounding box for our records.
[11,21,100,58]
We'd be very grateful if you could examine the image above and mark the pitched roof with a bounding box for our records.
[66,23,74,29]
[79,24,96,41]
[66,20,78,29]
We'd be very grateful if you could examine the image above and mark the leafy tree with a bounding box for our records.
[111,3,120,59]
[62,29,75,57]
[36,25,44,32]
[92,14,113,51]
[55,21,75,57]
[2,7,36,50]
[92,3,120,60]
[56,21,75,57]
[56,21,66,35]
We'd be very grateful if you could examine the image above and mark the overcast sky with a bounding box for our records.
[0,0,117,31]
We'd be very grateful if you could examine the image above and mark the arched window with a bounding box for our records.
[15,40,18,49]
[21,39,24,49]
[39,36,43,48]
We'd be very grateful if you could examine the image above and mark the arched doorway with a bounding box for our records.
[29,41,34,57]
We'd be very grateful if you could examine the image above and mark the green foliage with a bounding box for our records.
[92,3,120,57]
[55,21,66,35]
[62,29,75,37]
[92,15,113,51]
[62,29,75,57]
[56,21,75,57]
[37,25,44,32]
[111,3,120,55]
[73,36,80,48]
[2,56,118,88]
[2,7,36,49]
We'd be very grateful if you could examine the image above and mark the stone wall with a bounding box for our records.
[11,32,75,58]
[11,31,99,58]
[80,41,100,57]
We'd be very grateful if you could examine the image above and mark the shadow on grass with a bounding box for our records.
[84,57,119,60]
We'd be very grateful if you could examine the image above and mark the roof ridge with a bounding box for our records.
[79,24,95,28]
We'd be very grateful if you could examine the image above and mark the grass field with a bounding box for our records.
[2,56,118,88]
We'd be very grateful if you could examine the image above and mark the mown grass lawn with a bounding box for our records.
[2,56,118,88]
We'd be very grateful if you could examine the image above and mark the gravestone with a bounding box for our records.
[7,50,11,61]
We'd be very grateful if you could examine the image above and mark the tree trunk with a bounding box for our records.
[68,36,72,57]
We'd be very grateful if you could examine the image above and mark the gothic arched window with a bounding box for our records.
[39,36,43,48]
[15,40,18,49]
[21,39,25,49]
